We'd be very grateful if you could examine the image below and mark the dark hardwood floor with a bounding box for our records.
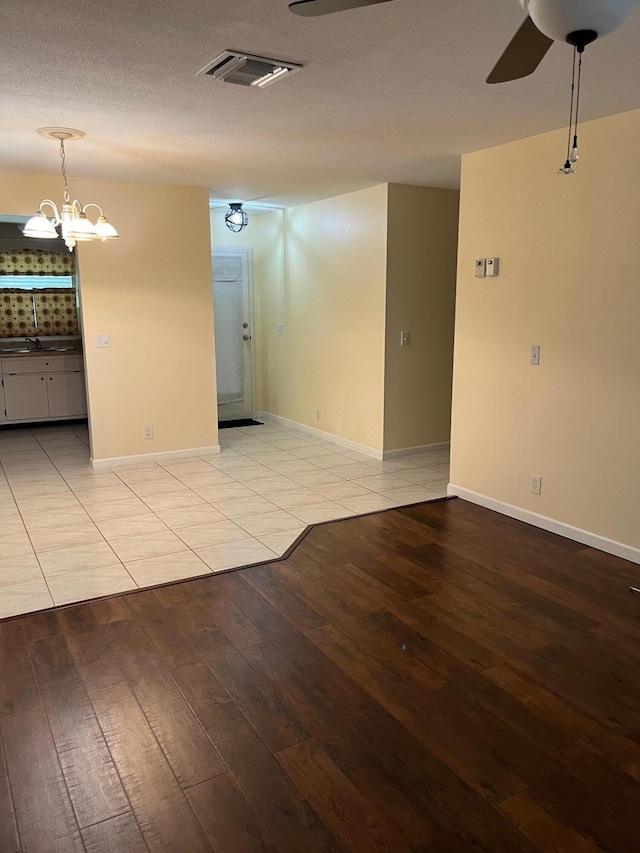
[2,497,640,852]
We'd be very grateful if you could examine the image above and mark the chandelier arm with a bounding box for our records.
[38,199,62,223]
[81,202,105,219]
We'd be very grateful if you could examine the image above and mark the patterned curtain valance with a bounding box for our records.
[0,249,74,276]
[0,289,79,338]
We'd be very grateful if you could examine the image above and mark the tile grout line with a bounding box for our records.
[1,429,58,610]
[20,427,137,604]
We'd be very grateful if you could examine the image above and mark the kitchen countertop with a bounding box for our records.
[0,349,82,358]
[0,346,83,358]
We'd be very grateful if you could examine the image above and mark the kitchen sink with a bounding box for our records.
[1,346,77,354]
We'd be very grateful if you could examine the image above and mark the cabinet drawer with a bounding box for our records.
[1,354,84,374]
[2,357,52,374]
[48,355,84,372]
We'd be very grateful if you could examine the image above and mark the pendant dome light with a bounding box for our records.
[225,203,249,233]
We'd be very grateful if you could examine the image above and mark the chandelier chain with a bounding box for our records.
[59,139,70,204]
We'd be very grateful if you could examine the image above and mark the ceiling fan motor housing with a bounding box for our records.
[519,0,637,42]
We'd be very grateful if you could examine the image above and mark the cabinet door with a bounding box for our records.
[3,374,50,420]
[46,372,87,418]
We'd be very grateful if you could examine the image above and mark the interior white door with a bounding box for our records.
[212,247,255,422]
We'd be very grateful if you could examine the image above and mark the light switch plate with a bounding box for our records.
[486,258,500,276]
[276,323,284,337]
[530,344,541,366]
[96,335,110,348]
[475,259,486,278]
[400,331,410,347]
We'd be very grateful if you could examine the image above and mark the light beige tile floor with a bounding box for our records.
[0,417,449,618]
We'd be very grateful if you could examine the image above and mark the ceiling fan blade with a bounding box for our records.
[486,16,554,84]
[289,0,394,17]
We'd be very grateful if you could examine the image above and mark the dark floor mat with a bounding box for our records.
[218,419,263,429]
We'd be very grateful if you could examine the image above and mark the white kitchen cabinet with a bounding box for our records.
[0,353,87,423]
[3,374,50,421]
[46,372,87,418]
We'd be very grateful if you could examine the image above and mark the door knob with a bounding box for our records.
[242,322,249,329]
[243,334,251,341]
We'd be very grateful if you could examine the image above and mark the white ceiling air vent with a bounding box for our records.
[197,50,303,88]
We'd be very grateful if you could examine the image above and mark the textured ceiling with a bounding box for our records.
[1,0,639,206]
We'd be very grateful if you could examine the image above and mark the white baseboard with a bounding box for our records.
[91,445,221,470]
[448,484,640,566]
[382,441,450,460]
[258,411,383,459]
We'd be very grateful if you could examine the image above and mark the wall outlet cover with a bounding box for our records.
[96,335,110,348]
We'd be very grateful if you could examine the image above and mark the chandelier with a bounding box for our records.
[23,128,119,252]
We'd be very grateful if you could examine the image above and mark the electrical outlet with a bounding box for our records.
[530,474,542,495]
[315,409,321,421]
[96,335,110,348]
[143,425,154,440]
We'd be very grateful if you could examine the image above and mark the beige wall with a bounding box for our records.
[450,110,640,553]
[0,171,218,462]
[384,184,459,451]
[259,185,389,450]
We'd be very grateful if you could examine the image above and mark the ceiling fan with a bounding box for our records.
[289,0,639,84]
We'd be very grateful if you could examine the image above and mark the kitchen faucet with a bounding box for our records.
[25,336,42,349]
